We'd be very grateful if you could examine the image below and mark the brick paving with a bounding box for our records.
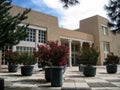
[0,65,120,90]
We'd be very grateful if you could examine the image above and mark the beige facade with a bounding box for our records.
[77,15,120,64]
[0,6,119,67]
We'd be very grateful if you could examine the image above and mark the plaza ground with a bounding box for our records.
[0,65,120,90]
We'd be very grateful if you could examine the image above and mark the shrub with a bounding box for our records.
[34,41,69,66]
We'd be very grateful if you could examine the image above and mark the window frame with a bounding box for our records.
[101,24,109,36]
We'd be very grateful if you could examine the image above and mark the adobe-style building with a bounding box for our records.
[76,15,120,65]
[1,6,120,67]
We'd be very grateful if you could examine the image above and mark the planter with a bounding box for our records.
[106,64,117,74]
[8,64,18,72]
[45,67,52,82]
[79,64,85,72]
[0,78,4,90]
[51,66,63,87]
[83,65,96,77]
[21,65,34,76]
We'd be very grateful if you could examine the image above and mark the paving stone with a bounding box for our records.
[88,83,102,87]
[64,79,75,83]
[106,79,120,82]
[75,83,89,88]
[61,87,76,90]
[111,82,120,87]
[1,66,120,90]
[91,87,108,90]
[5,86,32,90]
[100,82,117,87]
[104,87,120,90]
[62,83,75,88]
[76,88,91,90]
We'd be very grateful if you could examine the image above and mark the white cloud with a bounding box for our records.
[31,0,109,30]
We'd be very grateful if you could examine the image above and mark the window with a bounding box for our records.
[103,42,110,57]
[24,28,36,42]
[101,25,108,35]
[38,30,46,43]
[16,46,34,52]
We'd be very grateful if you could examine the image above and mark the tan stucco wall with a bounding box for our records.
[77,15,120,64]
[10,6,60,42]
[58,28,94,41]
[77,15,101,64]
[10,6,93,43]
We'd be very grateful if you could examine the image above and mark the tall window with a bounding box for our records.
[103,42,110,57]
[38,30,46,43]
[101,25,108,35]
[24,28,36,42]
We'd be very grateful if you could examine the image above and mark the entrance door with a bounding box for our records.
[71,44,79,66]
[72,54,79,66]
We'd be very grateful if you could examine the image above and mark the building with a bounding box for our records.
[1,6,120,67]
[76,15,120,64]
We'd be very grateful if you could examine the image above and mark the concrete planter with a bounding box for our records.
[83,65,96,77]
[106,64,117,74]
[21,65,34,76]
[51,66,63,87]
[8,64,18,72]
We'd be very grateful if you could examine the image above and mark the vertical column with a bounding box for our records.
[68,40,72,67]
[80,41,83,52]
[13,46,16,51]
[35,30,38,51]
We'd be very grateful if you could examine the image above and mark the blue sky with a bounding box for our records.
[12,0,109,30]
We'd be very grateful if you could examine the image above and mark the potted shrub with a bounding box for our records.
[79,47,99,77]
[19,52,37,76]
[5,50,19,72]
[77,52,86,72]
[34,41,69,87]
[48,41,69,87]
[105,52,120,73]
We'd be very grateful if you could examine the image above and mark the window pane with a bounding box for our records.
[102,25,108,35]
[38,30,46,43]
[16,46,34,52]
[24,28,36,42]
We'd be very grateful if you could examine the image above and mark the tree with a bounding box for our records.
[60,0,79,8]
[0,0,30,50]
[105,0,120,34]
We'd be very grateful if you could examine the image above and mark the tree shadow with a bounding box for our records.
[67,75,84,78]
[13,79,47,84]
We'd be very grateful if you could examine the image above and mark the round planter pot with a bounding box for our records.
[51,66,63,87]
[83,66,96,77]
[8,64,18,72]
[45,67,52,82]
[106,64,117,74]
[21,65,34,76]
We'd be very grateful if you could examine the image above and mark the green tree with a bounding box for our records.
[0,0,30,49]
[105,0,120,34]
[60,0,79,8]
